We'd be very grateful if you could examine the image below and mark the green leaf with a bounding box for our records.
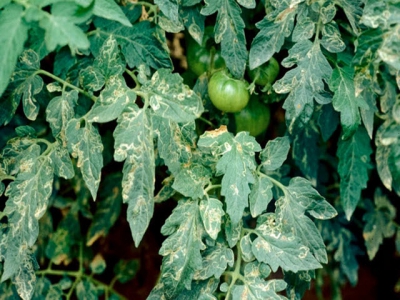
[375,118,400,196]
[39,3,91,52]
[199,198,225,240]
[87,174,122,246]
[317,103,339,141]
[321,22,346,53]
[93,0,131,27]
[249,2,297,70]
[284,270,314,300]
[13,253,37,300]
[2,146,53,282]
[252,214,322,272]
[159,199,205,298]
[334,0,362,34]
[231,262,287,300]
[201,0,247,78]
[114,104,155,247]
[91,20,172,70]
[291,122,320,185]
[45,210,81,265]
[152,117,197,175]
[66,119,103,200]
[337,127,372,220]
[141,69,204,123]
[249,176,273,218]
[363,191,397,260]
[94,35,126,78]
[50,141,75,180]
[173,164,211,200]
[329,64,369,139]
[181,5,205,45]
[275,177,337,263]
[87,75,136,123]
[225,217,242,248]
[198,127,262,224]
[155,0,183,32]
[76,279,98,300]
[46,90,77,142]
[0,3,28,98]
[324,221,360,286]
[260,136,290,171]
[273,40,332,131]
[194,240,234,280]
[5,50,44,122]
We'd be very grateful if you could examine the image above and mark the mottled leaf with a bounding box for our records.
[153,116,197,175]
[66,119,103,200]
[87,75,135,123]
[159,200,205,298]
[6,50,44,122]
[201,0,247,78]
[198,127,261,224]
[50,141,75,180]
[260,136,290,171]
[252,214,321,272]
[231,262,287,300]
[273,40,332,130]
[194,241,234,280]
[275,177,337,263]
[329,64,368,139]
[114,104,154,246]
[249,176,273,218]
[199,198,225,240]
[46,90,77,142]
[142,69,204,123]
[249,2,297,70]
[173,164,211,200]
[337,127,372,220]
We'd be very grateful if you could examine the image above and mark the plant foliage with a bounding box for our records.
[0,0,399,299]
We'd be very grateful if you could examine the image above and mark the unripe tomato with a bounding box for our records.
[248,57,280,86]
[208,70,250,113]
[186,27,225,76]
[234,96,270,136]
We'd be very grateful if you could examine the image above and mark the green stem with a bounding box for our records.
[0,175,15,181]
[224,233,244,300]
[198,116,215,128]
[204,184,221,194]
[257,170,288,196]
[36,70,97,102]
[126,69,140,88]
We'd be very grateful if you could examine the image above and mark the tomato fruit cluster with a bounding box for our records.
[186,27,225,76]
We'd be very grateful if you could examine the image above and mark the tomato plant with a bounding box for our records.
[208,69,250,112]
[0,1,399,300]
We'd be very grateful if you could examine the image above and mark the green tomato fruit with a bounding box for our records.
[248,57,280,86]
[208,70,250,113]
[234,97,270,137]
[186,27,225,76]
